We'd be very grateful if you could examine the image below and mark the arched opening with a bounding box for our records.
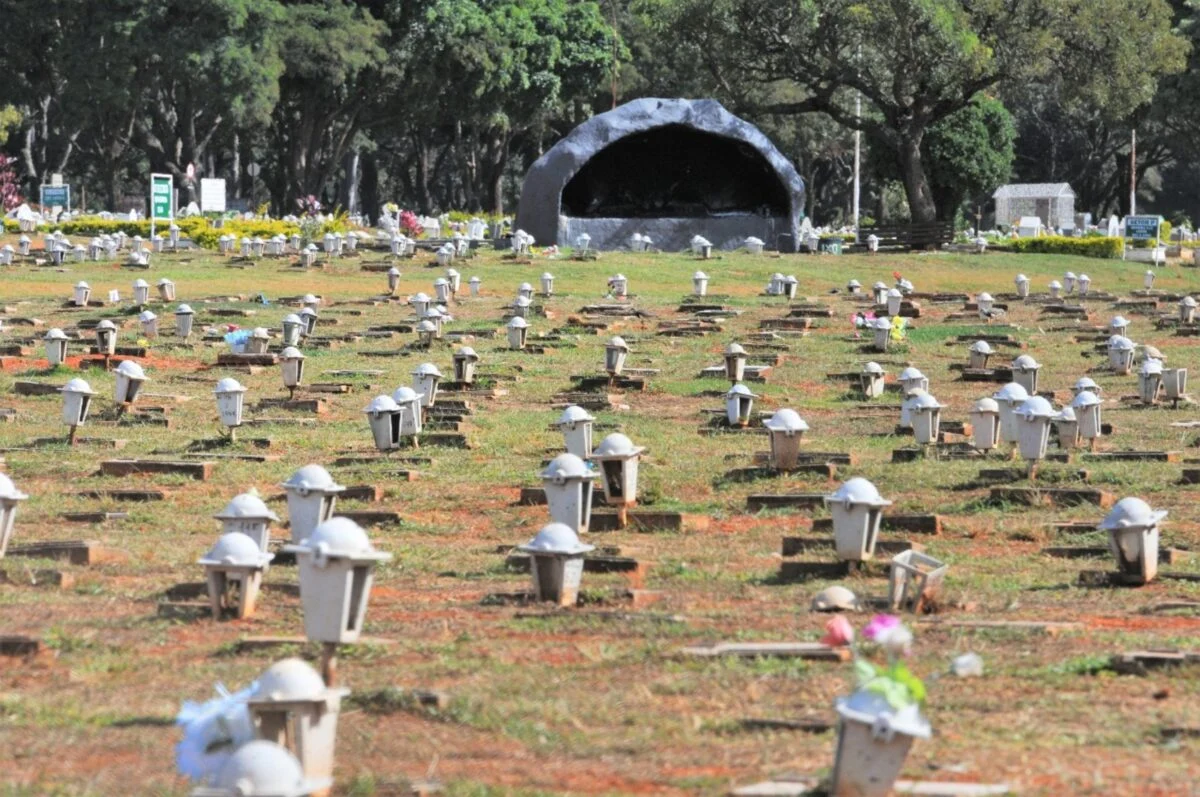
[560,125,790,219]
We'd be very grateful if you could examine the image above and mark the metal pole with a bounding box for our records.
[1130,129,1137,216]
[853,94,861,241]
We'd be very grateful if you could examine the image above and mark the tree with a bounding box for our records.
[925,95,1015,221]
[640,0,1187,222]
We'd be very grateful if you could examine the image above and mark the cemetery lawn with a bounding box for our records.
[2,240,1200,796]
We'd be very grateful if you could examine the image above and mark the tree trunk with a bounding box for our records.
[896,131,937,223]
[361,153,379,224]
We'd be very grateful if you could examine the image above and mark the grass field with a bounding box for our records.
[1,238,1199,796]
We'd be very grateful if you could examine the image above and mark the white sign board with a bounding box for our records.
[200,178,227,213]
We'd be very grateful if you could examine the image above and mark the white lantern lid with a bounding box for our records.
[1065,271,1077,280]
[250,327,270,339]
[1181,296,1198,307]
[519,522,595,556]
[725,383,759,399]
[1140,358,1164,375]
[1070,390,1102,409]
[811,585,860,611]
[606,336,629,351]
[541,272,554,280]
[95,320,117,332]
[280,346,304,360]
[556,405,595,426]
[541,453,595,482]
[138,310,157,322]
[1109,315,1129,329]
[508,316,528,329]
[214,492,279,522]
[454,346,478,361]
[592,432,645,459]
[433,278,448,286]
[872,317,892,330]
[743,236,762,246]
[993,382,1029,402]
[209,740,324,797]
[133,279,149,288]
[415,320,437,333]
[388,267,401,276]
[1015,396,1056,420]
[411,292,430,302]
[1107,335,1135,351]
[175,304,195,315]
[199,531,273,567]
[252,658,331,703]
[898,367,925,381]
[1100,497,1167,531]
[1056,406,1077,422]
[861,361,885,375]
[972,397,999,413]
[0,473,29,501]
[411,362,442,378]
[764,408,808,432]
[157,278,174,286]
[836,691,930,740]
[724,343,746,356]
[910,392,944,410]
[887,288,903,298]
[296,516,388,559]
[75,281,89,289]
[364,394,401,414]
[44,328,68,341]
[214,377,247,394]
[977,292,993,301]
[283,313,302,325]
[693,271,708,280]
[1015,274,1029,283]
[1049,280,1062,289]
[299,307,317,319]
[280,464,344,493]
[391,386,420,403]
[847,279,861,288]
[512,295,532,308]
[469,276,481,284]
[826,477,891,507]
[1012,354,1041,370]
[60,378,95,395]
[115,361,147,380]
[1078,273,1090,282]
[970,340,994,354]
[1073,377,1100,392]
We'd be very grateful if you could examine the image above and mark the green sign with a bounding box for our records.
[40,185,69,208]
[1125,215,1161,241]
[151,173,173,221]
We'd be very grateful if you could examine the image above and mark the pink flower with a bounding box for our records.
[862,614,901,641]
[820,615,855,647]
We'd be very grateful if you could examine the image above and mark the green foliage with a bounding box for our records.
[50,215,347,250]
[1010,235,1123,259]
[926,95,1016,218]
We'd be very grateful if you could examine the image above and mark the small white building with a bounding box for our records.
[993,183,1076,233]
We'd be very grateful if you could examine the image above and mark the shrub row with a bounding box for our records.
[1009,235,1123,259]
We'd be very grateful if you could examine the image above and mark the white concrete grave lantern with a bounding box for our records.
[246,658,349,789]
[73,281,91,307]
[897,278,914,295]
[190,739,327,797]
[519,523,595,606]
[825,477,892,562]
[114,360,148,405]
[968,340,994,369]
[541,453,597,534]
[1072,376,1101,397]
[507,316,529,350]
[540,272,555,296]
[168,222,181,248]
[415,319,438,346]
[322,233,336,255]
[888,550,949,613]
[214,377,248,433]
[299,307,319,337]
[743,236,763,256]
[1010,354,1042,394]
[974,235,988,254]
[767,273,785,296]
[386,267,401,295]
[280,347,306,396]
[969,397,1001,452]
[281,465,345,544]
[391,386,423,441]
[783,275,799,300]
[175,304,196,339]
[1048,280,1062,300]
[410,362,443,408]
[301,244,318,267]
[0,473,29,558]
[446,267,461,294]
[575,233,591,254]
[764,409,809,471]
[691,235,713,258]
[281,313,304,346]
[725,383,759,427]
[468,276,481,297]
[133,279,150,306]
[898,388,926,430]
[153,234,166,254]
[847,279,862,294]
[517,282,535,301]
[866,234,880,253]
[1077,273,1091,296]
[873,281,889,301]
[301,294,320,311]
[1109,315,1130,337]
[453,346,479,384]
[409,292,431,317]
[1064,272,1076,293]
[1164,366,1188,402]
[860,361,886,398]
[511,294,532,319]
[608,273,629,298]
[286,517,392,644]
[629,232,645,252]
[1138,358,1164,405]
[556,405,596,459]
[1014,395,1056,468]
[591,433,646,516]
[1070,390,1103,447]
[993,382,1030,444]
[18,235,31,256]
[245,327,271,355]
[157,278,176,302]
[977,292,995,315]
[1144,269,1157,290]
[604,336,630,377]
[93,320,118,357]
[198,531,274,620]
[364,394,404,452]
[60,377,96,435]
[214,492,280,553]
[433,277,451,304]
[139,310,158,338]
[692,270,709,297]
[0,244,13,265]
[886,288,903,317]
[897,367,929,394]
[723,343,748,382]
[871,317,893,352]
[1054,406,1081,451]
[1180,296,1197,324]
[1101,497,1166,584]
[909,392,944,446]
[1107,335,1136,374]
[43,328,69,366]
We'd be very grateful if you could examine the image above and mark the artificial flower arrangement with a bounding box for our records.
[822,614,931,796]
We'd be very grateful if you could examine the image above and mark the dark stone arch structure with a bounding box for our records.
[516,98,806,252]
